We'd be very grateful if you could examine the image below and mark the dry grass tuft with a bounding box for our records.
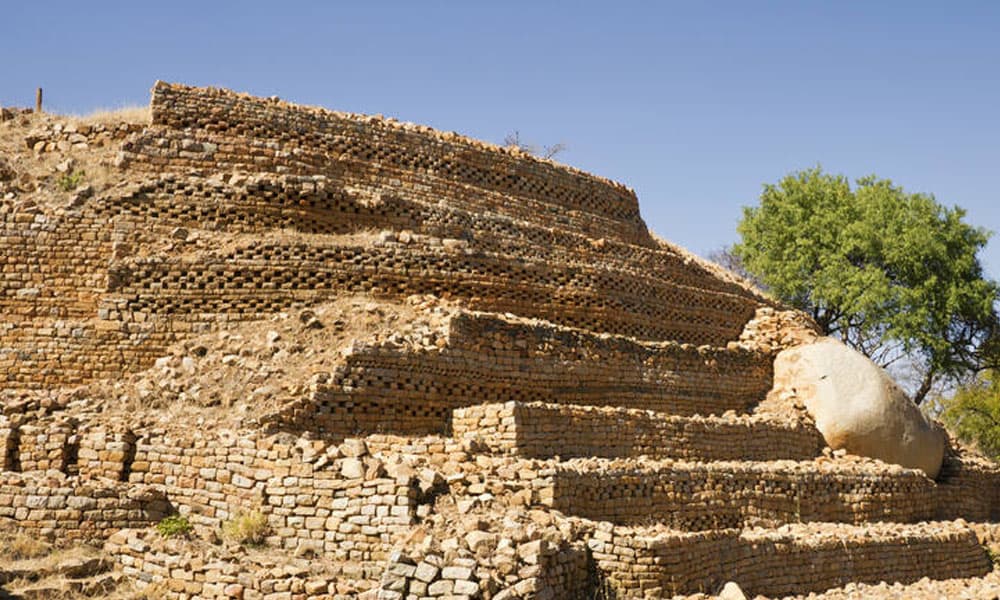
[221,510,270,546]
[0,531,52,560]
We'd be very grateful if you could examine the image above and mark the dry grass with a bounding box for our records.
[0,531,52,560]
[221,510,269,546]
[70,105,151,126]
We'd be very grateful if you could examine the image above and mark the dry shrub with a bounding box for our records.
[221,510,269,546]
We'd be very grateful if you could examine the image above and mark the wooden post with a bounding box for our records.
[35,87,43,114]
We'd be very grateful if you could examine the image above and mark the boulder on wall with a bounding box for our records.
[772,337,946,478]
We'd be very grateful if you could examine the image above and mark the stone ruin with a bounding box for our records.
[1,82,999,599]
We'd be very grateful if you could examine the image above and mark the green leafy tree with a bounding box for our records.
[734,166,999,404]
[940,371,1000,459]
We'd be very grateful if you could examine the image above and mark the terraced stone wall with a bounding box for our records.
[269,312,773,440]
[0,472,169,540]
[1,83,774,390]
[590,522,991,597]
[102,239,758,345]
[93,174,763,308]
[544,459,937,529]
[935,455,1000,521]
[125,82,651,246]
[453,401,823,461]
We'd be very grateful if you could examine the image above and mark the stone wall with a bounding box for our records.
[934,454,1000,521]
[0,472,169,540]
[377,541,592,600]
[453,401,823,461]
[543,458,937,529]
[105,529,348,599]
[102,238,758,345]
[269,311,773,440]
[90,174,764,308]
[126,82,650,246]
[1,82,775,390]
[125,429,420,579]
[590,520,991,597]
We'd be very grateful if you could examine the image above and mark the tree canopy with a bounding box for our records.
[734,167,1000,404]
[940,370,1000,459]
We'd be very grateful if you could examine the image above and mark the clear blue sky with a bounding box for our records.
[4,1,999,277]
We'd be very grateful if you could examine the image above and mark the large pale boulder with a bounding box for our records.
[772,337,946,478]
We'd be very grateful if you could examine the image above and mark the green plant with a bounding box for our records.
[221,510,269,546]
[940,370,1000,460]
[56,169,85,192]
[735,166,999,404]
[984,544,1000,566]
[156,514,192,538]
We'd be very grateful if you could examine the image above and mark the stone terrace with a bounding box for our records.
[0,83,999,599]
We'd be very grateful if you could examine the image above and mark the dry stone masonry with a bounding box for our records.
[1,82,999,599]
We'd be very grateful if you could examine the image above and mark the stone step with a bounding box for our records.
[266,309,773,441]
[538,457,936,529]
[104,237,760,346]
[588,520,991,598]
[453,401,822,462]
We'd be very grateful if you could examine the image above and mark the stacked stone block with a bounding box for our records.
[24,121,144,154]
[378,542,592,600]
[16,418,77,473]
[126,429,420,578]
[0,472,169,540]
[543,458,937,529]
[453,401,823,461]
[589,521,991,597]
[105,528,346,599]
[78,426,136,482]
